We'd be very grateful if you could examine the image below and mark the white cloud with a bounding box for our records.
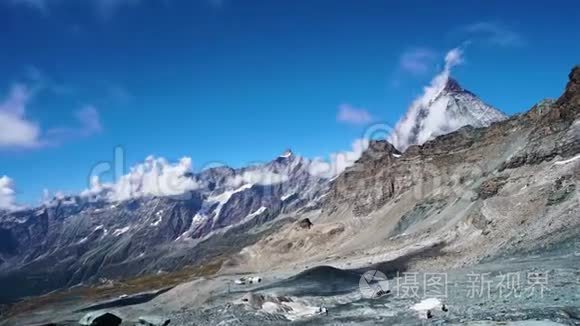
[399,48,437,75]
[308,138,369,178]
[83,156,200,202]
[0,176,20,211]
[461,22,524,47]
[226,170,289,188]
[0,82,103,149]
[444,48,464,69]
[0,84,41,148]
[76,105,102,134]
[46,105,103,140]
[388,47,465,151]
[337,104,374,126]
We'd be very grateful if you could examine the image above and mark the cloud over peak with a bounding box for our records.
[389,47,465,151]
[308,138,369,178]
[82,156,200,202]
[0,176,20,211]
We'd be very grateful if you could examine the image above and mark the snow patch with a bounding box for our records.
[254,297,323,321]
[240,206,268,225]
[150,216,162,227]
[279,150,293,158]
[176,213,207,241]
[249,206,267,217]
[208,183,254,223]
[112,226,130,237]
[411,297,441,313]
[150,210,164,226]
[283,301,323,321]
[281,192,295,201]
[554,154,580,165]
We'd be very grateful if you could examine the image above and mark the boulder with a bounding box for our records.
[240,292,265,309]
[138,316,171,326]
[476,176,508,200]
[79,312,122,326]
[297,218,313,230]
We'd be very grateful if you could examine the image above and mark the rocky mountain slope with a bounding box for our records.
[234,67,579,275]
[1,68,579,320]
[0,150,328,303]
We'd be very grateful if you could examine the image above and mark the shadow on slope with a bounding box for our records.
[256,242,447,297]
[75,287,173,313]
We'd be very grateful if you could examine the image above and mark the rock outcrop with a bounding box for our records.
[297,218,313,230]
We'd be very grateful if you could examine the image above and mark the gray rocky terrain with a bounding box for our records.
[0,67,579,325]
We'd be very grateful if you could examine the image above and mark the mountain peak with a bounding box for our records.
[389,77,507,151]
[442,77,463,93]
[279,149,294,159]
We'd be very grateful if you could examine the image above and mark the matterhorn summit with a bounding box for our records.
[389,76,507,152]
[389,48,507,151]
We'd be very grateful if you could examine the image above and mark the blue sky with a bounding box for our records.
[1,0,579,205]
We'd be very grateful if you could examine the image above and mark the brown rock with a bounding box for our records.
[556,65,580,108]
[297,218,313,229]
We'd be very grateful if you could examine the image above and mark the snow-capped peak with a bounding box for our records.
[388,47,507,152]
[389,76,507,152]
[442,77,464,93]
[279,149,294,158]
